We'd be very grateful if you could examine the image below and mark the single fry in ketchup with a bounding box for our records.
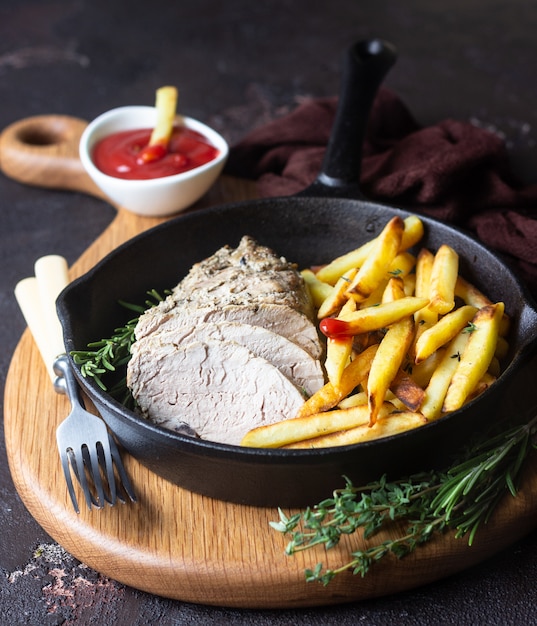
[137,86,178,164]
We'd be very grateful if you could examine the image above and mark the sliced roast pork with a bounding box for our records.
[130,321,325,396]
[128,339,308,446]
[127,236,324,444]
[135,302,322,359]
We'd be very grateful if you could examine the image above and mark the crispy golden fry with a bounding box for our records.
[413,248,438,325]
[410,349,446,388]
[359,279,388,308]
[468,372,497,400]
[351,253,416,309]
[284,410,428,449]
[336,297,429,335]
[301,269,333,308]
[388,251,417,279]
[414,304,478,364]
[325,337,353,386]
[420,331,470,420]
[367,313,415,425]
[454,275,493,308]
[381,275,406,303]
[429,244,459,315]
[315,241,375,286]
[324,298,356,386]
[241,403,380,448]
[317,268,358,319]
[455,276,510,337]
[399,214,425,251]
[403,273,416,296]
[390,371,425,412]
[315,216,424,285]
[346,217,404,302]
[338,391,368,409]
[415,248,434,298]
[149,86,178,147]
[295,344,379,419]
[442,302,505,413]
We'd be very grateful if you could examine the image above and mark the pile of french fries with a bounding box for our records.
[241,215,508,449]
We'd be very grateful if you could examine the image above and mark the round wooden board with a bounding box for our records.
[5,177,537,609]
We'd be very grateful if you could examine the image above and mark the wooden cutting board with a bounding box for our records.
[3,115,537,609]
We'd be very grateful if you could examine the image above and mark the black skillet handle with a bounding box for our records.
[301,39,397,198]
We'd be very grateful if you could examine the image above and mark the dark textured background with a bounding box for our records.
[2,1,537,623]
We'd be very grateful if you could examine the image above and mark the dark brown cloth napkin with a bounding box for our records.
[225,88,537,297]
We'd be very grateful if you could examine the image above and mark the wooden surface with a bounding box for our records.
[3,118,537,608]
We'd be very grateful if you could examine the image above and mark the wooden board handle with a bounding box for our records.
[0,114,107,199]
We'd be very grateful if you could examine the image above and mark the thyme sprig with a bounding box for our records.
[270,413,537,585]
[70,289,166,396]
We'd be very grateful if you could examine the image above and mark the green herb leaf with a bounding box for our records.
[271,414,537,584]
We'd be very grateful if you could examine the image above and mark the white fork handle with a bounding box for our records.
[35,254,69,356]
[14,255,69,381]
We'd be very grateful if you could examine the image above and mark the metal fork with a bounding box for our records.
[53,354,136,513]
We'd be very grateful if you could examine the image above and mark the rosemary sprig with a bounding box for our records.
[70,289,166,396]
[270,413,537,585]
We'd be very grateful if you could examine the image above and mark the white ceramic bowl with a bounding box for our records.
[79,106,229,217]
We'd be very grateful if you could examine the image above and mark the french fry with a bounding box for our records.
[367,311,415,425]
[149,86,178,147]
[324,298,356,386]
[403,273,416,296]
[381,275,406,303]
[414,248,438,324]
[241,403,383,449]
[315,240,376,286]
[420,331,470,420]
[301,269,333,308]
[346,217,404,302]
[325,337,353,387]
[330,297,429,336]
[414,304,478,364]
[388,251,417,279]
[399,215,425,251]
[389,371,425,412]
[454,275,493,308]
[428,244,459,315]
[284,410,428,449]
[315,215,424,285]
[317,268,358,319]
[338,390,368,409]
[410,349,446,388]
[442,302,505,413]
[467,372,497,401]
[358,279,389,308]
[295,344,379,418]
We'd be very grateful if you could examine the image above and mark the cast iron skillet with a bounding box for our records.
[57,40,537,507]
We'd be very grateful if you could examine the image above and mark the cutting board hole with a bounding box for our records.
[16,124,66,147]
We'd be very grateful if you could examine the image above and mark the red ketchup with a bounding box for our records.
[92,126,220,180]
[319,318,352,338]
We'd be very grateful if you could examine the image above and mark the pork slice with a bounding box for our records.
[172,235,313,317]
[135,302,323,359]
[130,321,325,396]
[127,338,307,445]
